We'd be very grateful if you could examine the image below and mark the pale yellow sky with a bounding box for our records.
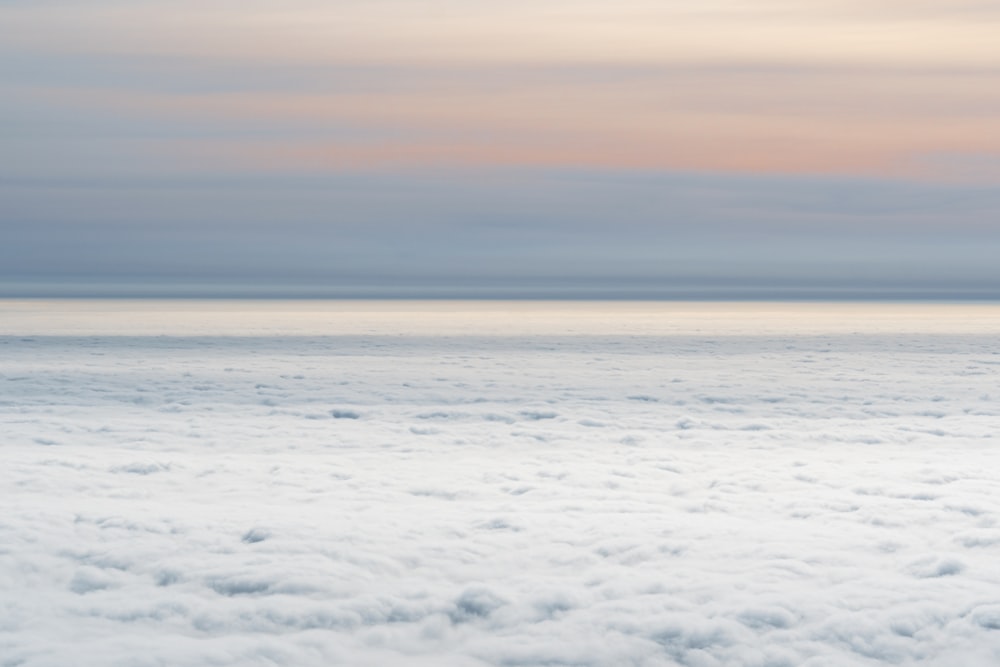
[3,2,999,66]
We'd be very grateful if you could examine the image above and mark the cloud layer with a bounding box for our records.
[3,1,1000,295]
[3,302,1000,665]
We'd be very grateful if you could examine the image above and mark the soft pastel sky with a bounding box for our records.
[2,0,999,297]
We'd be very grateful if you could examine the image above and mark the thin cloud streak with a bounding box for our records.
[3,2,999,67]
[17,65,1000,179]
[3,168,998,297]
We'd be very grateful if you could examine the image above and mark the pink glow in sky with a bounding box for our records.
[2,0,999,297]
[5,0,1000,177]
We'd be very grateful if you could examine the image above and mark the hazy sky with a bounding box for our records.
[2,0,999,297]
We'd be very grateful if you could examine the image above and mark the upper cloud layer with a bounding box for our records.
[2,0,999,294]
[4,1,999,179]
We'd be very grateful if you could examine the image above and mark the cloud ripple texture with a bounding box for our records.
[2,302,1000,666]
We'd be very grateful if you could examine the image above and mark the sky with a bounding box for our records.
[2,0,999,298]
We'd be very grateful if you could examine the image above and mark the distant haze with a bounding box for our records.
[2,1,999,298]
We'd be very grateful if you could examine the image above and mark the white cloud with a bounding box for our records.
[2,302,1000,666]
